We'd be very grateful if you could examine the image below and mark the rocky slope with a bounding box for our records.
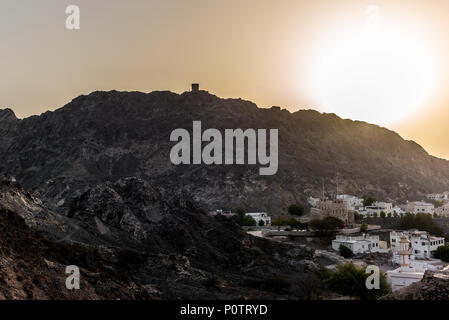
[1,90,449,215]
[0,178,324,299]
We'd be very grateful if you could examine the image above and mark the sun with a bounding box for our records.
[308,14,438,126]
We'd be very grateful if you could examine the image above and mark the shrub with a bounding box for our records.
[338,245,354,258]
[271,216,307,230]
[324,263,391,300]
[309,217,345,235]
[242,216,257,226]
[308,217,345,236]
[360,222,368,233]
[362,195,376,207]
[400,213,444,237]
[434,243,449,262]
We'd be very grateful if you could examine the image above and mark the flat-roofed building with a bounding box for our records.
[332,234,380,254]
[404,201,435,214]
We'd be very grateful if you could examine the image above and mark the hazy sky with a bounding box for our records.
[2,0,449,159]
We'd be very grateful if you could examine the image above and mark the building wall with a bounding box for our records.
[391,231,445,261]
[387,269,424,291]
[435,205,449,217]
[332,235,380,254]
[311,199,351,224]
[405,202,435,214]
[246,212,271,226]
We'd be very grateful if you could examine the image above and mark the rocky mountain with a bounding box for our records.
[1,89,449,215]
[2,89,448,299]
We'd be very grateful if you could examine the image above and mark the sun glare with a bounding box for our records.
[308,12,438,126]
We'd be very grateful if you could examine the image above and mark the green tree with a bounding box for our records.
[271,216,292,227]
[258,220,265,226]
[339,245,354,258]
[232,209,257,226]
[400,213,444,237]
[362,195,376,207]
[387,212,392,218]
[242,216,257,226]
[360,222,368,233]
[434,243,449,262]
[233,208,246,225]
[309,217,345,235]
[372,212,378,218]
[324,263,391,300]
[288,204,305,216]
[393,212,398,218]
[380,211,386,219]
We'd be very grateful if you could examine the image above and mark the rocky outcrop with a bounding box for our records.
[0,206,155,299]
[0,108,17,123]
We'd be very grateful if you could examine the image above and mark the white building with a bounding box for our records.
[245,212,271,226]
[435,203,449,217]
[336,194,364,211]
[387,235,426,291]
[332,234,380,254]
[364,201,393,216]
[404,201,435,214]
[393,206,405,217]
[426,192,449,202]
[390,230,445,261]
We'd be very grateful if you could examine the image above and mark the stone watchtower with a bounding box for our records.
[191,83,199,92]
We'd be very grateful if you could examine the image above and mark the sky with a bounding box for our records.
[2,0,449,158]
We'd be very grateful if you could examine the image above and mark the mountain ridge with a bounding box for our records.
[0,89,448,215]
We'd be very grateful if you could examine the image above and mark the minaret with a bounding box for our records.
[398,234,411,268]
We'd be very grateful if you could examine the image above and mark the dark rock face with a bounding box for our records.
[0,206,154,300]
[0,178,322,299]
[1,90,449,215]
